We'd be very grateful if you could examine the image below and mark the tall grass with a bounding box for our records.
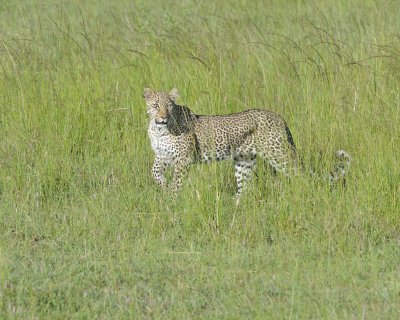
[1,0,399,318]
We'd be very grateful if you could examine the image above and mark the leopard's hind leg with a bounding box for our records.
[255,124,299,176]
[233,136,257,204]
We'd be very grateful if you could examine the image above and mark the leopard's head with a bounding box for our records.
[143,88,179,127]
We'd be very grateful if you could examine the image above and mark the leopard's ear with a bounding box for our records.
[169,88,179,102]
[143,88,154,101]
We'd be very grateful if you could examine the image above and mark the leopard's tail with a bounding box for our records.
[328,149,351,186]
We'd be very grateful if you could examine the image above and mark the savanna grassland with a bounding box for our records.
[0,0,399,318]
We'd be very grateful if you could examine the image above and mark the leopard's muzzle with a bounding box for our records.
[155,118,168,126]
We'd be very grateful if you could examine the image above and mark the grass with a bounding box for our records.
[1,0,399,318]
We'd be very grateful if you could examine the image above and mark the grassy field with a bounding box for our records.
[1,0,399,318]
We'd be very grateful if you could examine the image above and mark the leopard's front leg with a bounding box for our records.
[171,148,194,194]
[172,163,190,194]
[152,156,168,188]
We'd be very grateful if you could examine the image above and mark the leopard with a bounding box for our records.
[144,88,350,204]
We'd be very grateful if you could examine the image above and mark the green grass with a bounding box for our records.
[1,0,400,318]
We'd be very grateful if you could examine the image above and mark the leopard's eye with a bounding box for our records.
[153,104,159,109]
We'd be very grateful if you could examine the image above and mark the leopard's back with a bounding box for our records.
[193,109,296,165]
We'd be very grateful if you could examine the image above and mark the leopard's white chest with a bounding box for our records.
[148,123,176,162]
